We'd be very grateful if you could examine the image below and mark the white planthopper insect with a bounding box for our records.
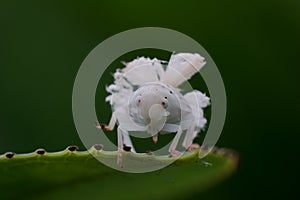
[96,52,210,167]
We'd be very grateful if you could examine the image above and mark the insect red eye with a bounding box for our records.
[136,97,142,106]
[161,101,168,108]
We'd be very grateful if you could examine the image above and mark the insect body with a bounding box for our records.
[97,53,210,167]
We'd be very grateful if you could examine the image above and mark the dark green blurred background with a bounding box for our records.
[0,0,299,199]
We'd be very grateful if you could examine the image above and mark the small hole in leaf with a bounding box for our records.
[67,146,78,152]
[5,152,15,158]
[145,150,153,155]
[36,149,46,155]
[94,144,103,150]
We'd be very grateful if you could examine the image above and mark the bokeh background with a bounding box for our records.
[0,0,299,199]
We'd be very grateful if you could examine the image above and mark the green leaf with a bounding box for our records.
[0,146,238,200]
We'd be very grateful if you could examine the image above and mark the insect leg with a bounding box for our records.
[96,111,117,131]
[182,124,200,151]
[120,127,136,153]
[168,127,183,157]
[117,126,124,168]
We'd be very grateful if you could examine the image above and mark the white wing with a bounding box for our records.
[184,90,210,130]
[162,53,206,87]
[105,57,165,110]
[105,75,133,110]
[123,57,165,85]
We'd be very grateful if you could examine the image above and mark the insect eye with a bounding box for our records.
[161,98,168,108]
[136,97,142,106]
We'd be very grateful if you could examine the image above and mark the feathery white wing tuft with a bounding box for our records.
[184,90,210,130]
[105,57,165,110]
[162,53,206,87]
[105,71,133,110]
[123,57,164,85]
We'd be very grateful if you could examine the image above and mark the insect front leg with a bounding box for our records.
[96,111,117,131]
[168,127,183,157]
